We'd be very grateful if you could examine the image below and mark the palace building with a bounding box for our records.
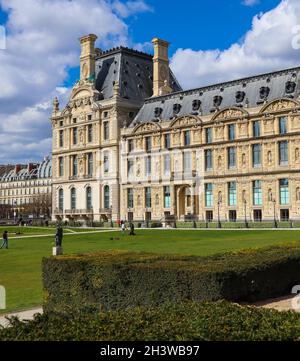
[51,33,300,224]
[0,157,52,219]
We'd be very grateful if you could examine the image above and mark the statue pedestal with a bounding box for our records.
[53,246,63,256]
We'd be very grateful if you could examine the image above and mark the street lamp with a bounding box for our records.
[273,198,277,228]
[243,198,248,228]
[110,205,113,228]
[217,193,222,229]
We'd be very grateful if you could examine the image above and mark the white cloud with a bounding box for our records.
[171,0,300,90]
[242,0,260,6]
[0,0,151,163]
[112,0,152,18]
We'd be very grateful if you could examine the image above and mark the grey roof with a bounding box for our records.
[0,157,52,182]
[133,66,300,125]
[95,47,181,101]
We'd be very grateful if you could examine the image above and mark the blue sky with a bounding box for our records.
[0,0,299,163]
[128,0,281,53]
[59,0,282,88]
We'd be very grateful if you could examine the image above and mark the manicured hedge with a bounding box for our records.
[1,301,300,341]
[42,244,300,314]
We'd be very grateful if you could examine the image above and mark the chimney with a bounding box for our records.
[15,164,21,173]
[152,38,172,97]
[79,34,98,81]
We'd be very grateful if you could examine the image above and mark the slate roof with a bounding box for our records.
[95,47,181,101]
[133,66,300,126]
[0,158,52,182]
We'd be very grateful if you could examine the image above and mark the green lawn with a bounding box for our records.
[0,226,105,238]
[1,228,300,314]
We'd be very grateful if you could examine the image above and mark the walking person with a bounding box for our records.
[129,222,135,236]
[121,221,126,234]
[0,231,8,249]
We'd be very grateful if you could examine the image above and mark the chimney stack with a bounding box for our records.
[152,38,172,97]
[79,34,98,81]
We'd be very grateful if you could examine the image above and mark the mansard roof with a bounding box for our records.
[132,66,300,126]
[0,157,52,182]
[95,46,182,101]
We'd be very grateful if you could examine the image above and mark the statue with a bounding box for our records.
[53,224,63,256]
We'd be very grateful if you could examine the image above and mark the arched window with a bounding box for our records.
[86,186,92,210]
[104,185,110,209]
[71,187,76,210]
[58,189,64,211]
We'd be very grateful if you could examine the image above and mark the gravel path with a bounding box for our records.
[0,307,43,327]
[253,295,300,312]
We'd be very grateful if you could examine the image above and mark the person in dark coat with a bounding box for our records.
[0,231,8,249]
[129,222,135,236]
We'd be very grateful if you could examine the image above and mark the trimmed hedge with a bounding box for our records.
[1,301,300,341]
[43,244,300,314]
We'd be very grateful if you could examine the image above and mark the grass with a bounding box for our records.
[0,226,105,238]
[1,227,300,314]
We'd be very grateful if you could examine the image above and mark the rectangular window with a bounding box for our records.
[279,178,289,205]
[184,130,191,146]
[205,149,213,171]
[145,156,151,176]
[73,127,78,145]
[206,128,213,144]
[253,121,260,138]
[183,152,191,172]
[145,137,152,152]
[252,144,262,167]
[72,155,78,176]
[127,159,134,177]
[279,117,287,135]
[164,186,171,208]
[228,124,235,141]
[164,154,170,175]
[88,153,93,176]
[279,141,288,165]
[87,124,93,143]
[228,147,236,168]
[128,139,134,153]
[59,157,64,177]
[165,133,171,149]
[127,189,134,208]
[205,183,213,207]
[59,130,64,147]
[253,180,262,206]
[145,187,151,208]
[228,181,237,206]
[103,121,109,140]
[104,153,109,173]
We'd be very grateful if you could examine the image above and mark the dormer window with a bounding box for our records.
[285,81,296,94]
[259,86,270,99]
[154,107,163,118]
[236,91,245,103]
[192,99,201,111]
[173,103,181,115]
[213,95,223,108]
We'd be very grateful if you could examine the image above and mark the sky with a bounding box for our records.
[1,0,300,163]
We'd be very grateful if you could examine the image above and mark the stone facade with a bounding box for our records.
[51,33,300,223]
[0,158,52,219]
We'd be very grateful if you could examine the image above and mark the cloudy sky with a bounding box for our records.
[1,0,300,163]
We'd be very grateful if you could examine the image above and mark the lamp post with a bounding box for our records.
[243,199,248,228]
[110,205,113,228]
[217,195,222,229]
[273,199,277,228]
